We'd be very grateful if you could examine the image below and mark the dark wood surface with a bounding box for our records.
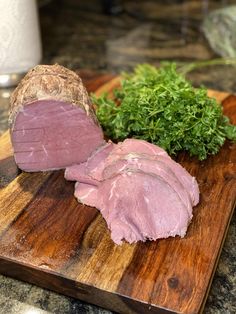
[0,74,235,314]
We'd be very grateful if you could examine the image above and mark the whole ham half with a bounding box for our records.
[66,138,200,245]
[9,64,104,171]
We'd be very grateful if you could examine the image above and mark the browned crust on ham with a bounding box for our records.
[9,64,98,127]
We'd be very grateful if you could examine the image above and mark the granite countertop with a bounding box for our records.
[0,0,235,313]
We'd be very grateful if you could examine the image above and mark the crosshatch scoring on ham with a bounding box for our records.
[9,64,199,245]
[9,64,104,171]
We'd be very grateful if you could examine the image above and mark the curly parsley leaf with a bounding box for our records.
[92,63,236,160]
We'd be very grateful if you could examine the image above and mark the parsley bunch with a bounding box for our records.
[92,63,236,160]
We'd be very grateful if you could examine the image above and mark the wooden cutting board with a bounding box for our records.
[0,74,235,314]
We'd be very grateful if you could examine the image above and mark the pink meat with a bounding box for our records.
[108,138,169,158]
[104,153,198,206]
[102,155,193,216]
[65,141,115,184]
[74,182,98,208]
[65,163,98,186]
[90,139,199,206]
[11,100,104,171]
[86,141,115,181]
[75,171,190,245]
[88,138,168,181]
[65,138,199,245]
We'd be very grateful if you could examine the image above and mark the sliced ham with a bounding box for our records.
[74,182,98,208]
[103,153,199,207]
[108,138,169,158]
[66,138,199,245]
[102,155,193,217]
[87,138,168,181]
[65,141,115,184]
[86,141,115,181]
[90,139,199,207]
[74,171,191,244]
[65,162,98,186]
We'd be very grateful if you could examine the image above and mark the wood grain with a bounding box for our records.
[0,74,235,314]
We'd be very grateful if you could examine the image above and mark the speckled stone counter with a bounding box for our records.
[0,1,235,313]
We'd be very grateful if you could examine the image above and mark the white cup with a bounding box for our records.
[0,0,42,87]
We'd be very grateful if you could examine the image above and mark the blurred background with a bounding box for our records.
[38,0,236,91]
[2,0,236,132]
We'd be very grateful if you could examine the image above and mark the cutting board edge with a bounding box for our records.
[199,200,236,314]
[0,255,179,314]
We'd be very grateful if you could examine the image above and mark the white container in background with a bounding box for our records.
[0,0,42,87]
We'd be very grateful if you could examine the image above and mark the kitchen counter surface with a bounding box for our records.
[0,1,235,313]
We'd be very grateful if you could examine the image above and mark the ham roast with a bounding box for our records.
[9,64,104,171]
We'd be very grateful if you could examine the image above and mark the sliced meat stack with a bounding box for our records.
[9,64,104,171]
[66,139,199,245]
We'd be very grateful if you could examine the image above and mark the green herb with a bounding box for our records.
[92,63,236,160]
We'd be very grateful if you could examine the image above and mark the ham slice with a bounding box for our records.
[89,138,199,207]
[65,141,115,184]
[66,138,199,245]
[107,138,169,158]
[102,155,193,217]
[74,171,190,244]
[74,182,98,208]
